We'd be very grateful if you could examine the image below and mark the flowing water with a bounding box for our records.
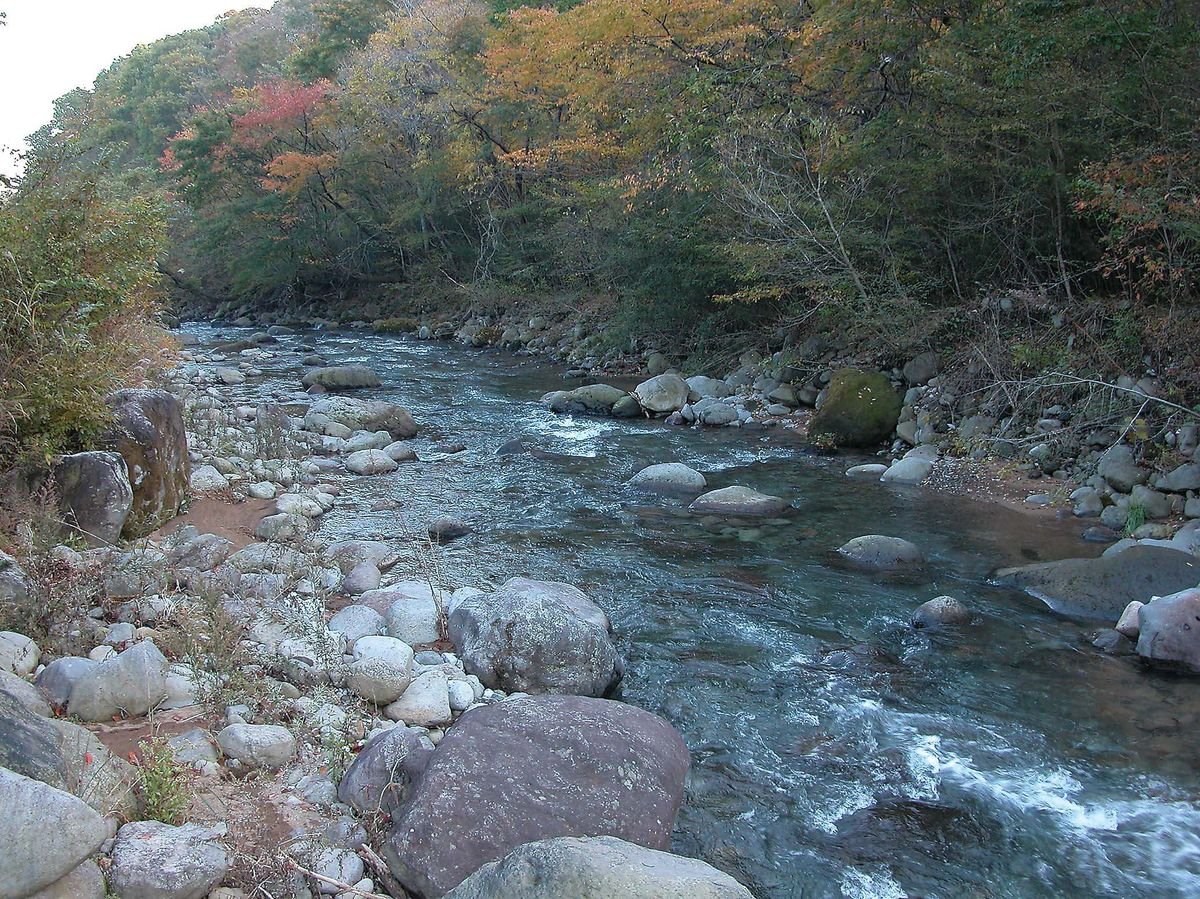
[187,324,1200,898]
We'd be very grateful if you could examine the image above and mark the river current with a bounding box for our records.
[186,324,1200,898]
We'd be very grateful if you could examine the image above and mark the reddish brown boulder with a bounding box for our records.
[104,389,189,537]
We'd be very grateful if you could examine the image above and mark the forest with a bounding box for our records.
[2,0,1199,458]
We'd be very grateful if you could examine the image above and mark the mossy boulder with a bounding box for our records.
[808,369,901,448]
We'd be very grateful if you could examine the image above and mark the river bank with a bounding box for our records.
[3,323,1200,898]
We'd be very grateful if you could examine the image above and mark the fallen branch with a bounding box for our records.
[361,844,406,898]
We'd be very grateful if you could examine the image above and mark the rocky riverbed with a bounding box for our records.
[2,323,1200,898]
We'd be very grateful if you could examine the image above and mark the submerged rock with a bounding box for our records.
[836,535,925,570]
[912,595,971,628]
[301,364,382,390]
[688,486,788,517]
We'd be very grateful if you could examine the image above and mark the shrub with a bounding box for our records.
[136,736,192,824]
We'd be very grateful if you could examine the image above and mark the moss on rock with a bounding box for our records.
[808,368,901,448]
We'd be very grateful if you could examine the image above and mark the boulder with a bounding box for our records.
[448,578,623,696]
[1136,588,1200,672]
[364,583,442,645]
[0,631,39,676]
[994,545,1200,620]
[0,549,31,607]
[24,859,106,899]
[345,450,399,475]
[306,396,417,440]
[688,486,788,517]
[110,821,230,899]
[836,535,925,570]
[0,766,108,898]
[103,389,189,538]
[337,725,432,817]
[384,669,452,726]
[902,351,940,386]
[301,365,382,390]
[686,376,732,400]
[67,640,170,721]
[912,596,971,628]
[216,723,297,769]
[632,374,690,414]
[0,668,52,716]
[445,836,754,899]
[627,463,707,493]
[328,605,387,645]
[880,458,932,485]
[563,384,628,415]
[1159,463,1200,493]
[808,369,901,448]
[383,695,690,898]
[34,657,97,711]
[1097,445,1147,494]
[51,451,133,547]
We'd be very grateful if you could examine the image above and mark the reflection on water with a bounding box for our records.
[188,325,1200,898]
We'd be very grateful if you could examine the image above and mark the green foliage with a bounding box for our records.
[135,737,192,825]
[1124,502,1147,537]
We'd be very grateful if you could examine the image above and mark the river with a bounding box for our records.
[186,324,1200,898]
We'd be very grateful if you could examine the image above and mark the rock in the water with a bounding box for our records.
[808,369,902,448]
[103,389,190,538]
[1115,600,1144,638]
[51,451,134,547]
[1136,588,1200,672]
[444,835,754,899]
[846,464,889,479]
[688,486,788,517]
[632,374,690,414]
[912,596,971,628]
[836,535,925,570]
[216,723,297,769]
[346,449,399,475]
[306,396,417,440]
[449,577,623,696]
[0,766,108,897]
[627,463,707,493]
[994,545,1200,620]
[110,821,230,899]
[338,725,432,816]
[302,364,382,390]
[428,517,473,542]
[880,458,932,485]
[67,640,169,721]
[383,695,690,898]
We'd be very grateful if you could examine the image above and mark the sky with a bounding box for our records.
[0,1,275,177]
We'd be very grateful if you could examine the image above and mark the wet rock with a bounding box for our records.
[561,384,628,414]
[611,395,642,418]
[338,725,432,817]
[808,369,901,448]
[445,835,754,899]
[836,535,925,570]
[449,577,623,697]
[383,695,690,898]
[912,596,971,628]
[995,545,1200,620]
[1091,629,1134,655]
[627,463,707,493]
[688,486,788,517]
[846,464,889,479]
[110,821,230,899]
[632,374,690,414]
[103,389,189,537]
[428,517,473,542]
[1136,588,1200,672]
[67,640,169,721]
[0,767,108,898]
[51,451,133,547]
[385,441,418,462]
[301,364,382,390]
[217,723,297,769]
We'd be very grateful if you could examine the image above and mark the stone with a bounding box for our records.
[0,767,108,898]
[190,464,228,493]
[880,458,932,485]
[1115,600,1144,638]
[444,836,754,899]
[632,374,690,414]
[227,543,310,575]
[612,395,642,418]
[449,577,623,697]
[808,369,902,448]
[322,540,400,574]
[912,596,971,628]
[688,486,788,517]
[563,384,628,414]
[366,583,442,645]
[33,657,96,712]
[846,464,889,478]
[67,640,169,721]
[328,605,387,645]
[345,450,399,475]
[1130,484,1173,520]
[247,481,277,499]
[627,463,707,493]
[312,847,364,896]
[274,493,325,518]
[1136,588,1200,672]
[836,535,925,570]
[1159,463,1200,493]
[165,530,233,571]
[645,352,670,376]
[103,389,189,537]
[685,376,732,400]
[428,517,473,542]
[384,669,452,727]
[110,821,230,899]
[337,725,432,817]
[902,351,940,386]
[255,512,310,542]
[0,668,52,716]
[216,366,245,384]
[994,545,1200,620]
[385,441,418,462]
[217,723,297,769]
[306,396,418,440]
[51,451,133,547]
[348,646,414,705]
[302,365,382,390]
[24,859,106,899]
[168,729,220,766]
[0,631,39,676]
[1097,445,1147,494]
[382,695,690,898]
[0,550,31,608]
[342,561,382,594]
[699,403,738,426]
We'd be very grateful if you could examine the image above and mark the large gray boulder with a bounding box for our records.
[306,396,417,439]
[301,364,382,390]
[0,766,108,898]
[628,463,707,493]
[836,535,925,570]
[633,374,689,414]
[51,451,134,547]
[216,723,297,769]
[448,578,623,696]
[688,486,788,517]
[345,449,399,475]
[67,640,170,721]
[109,821,230,899]
[1097,445,1148,493]
[103,389,190,538]
[549,384,628,415]
[995,545,1200,620]
[337,725,432,817]
[1136,588,1200,672]
[383,695,690,898]
[445,836,754,899]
